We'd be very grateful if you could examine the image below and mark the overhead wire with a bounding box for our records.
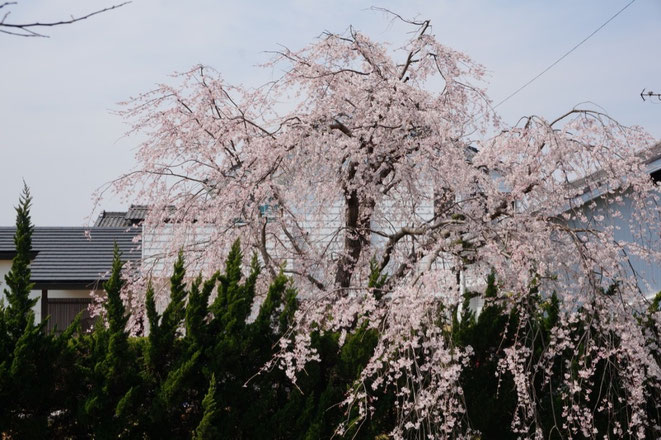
[493,0,637,110]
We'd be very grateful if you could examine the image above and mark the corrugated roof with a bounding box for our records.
[0,227,141,286]
[94,205,173,227]
[94,211,131,227]
[126,205,149,221]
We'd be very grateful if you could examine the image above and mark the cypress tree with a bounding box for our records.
[47,314,88,438]
[82,244,138,439]
[3,184,37,342]
[193,374,220,440]
[209,239,259,338]
[243,270,300,438]
[146,251,188,376]
[143,252,204,438]
[207,241,261,437]
[0,185,67,438]
[5,314,50,437]
[185,273,218,352]
[453,273,518,439]
[105,244,129,334]
[265,257,391,440]
[0,185,41,435]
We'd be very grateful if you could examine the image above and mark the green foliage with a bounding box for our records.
[78,244,139,439]
[193,374,220,440]
[649,290,661,314]
[368,257,387,299]
[279,256,393,440]
[0,185,82,438]
[104,244,129,334]
[185,273,218,351]
[452,273,518,439]
[3,184,37,343]
[146,252,188,376]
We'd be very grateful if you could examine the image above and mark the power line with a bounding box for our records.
[493,0,637,110]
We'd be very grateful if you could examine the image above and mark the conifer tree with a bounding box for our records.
[3,184,37,342]
[206,241,261,436]
[192,374,221,440]
[185,273,218,352]
[6,314,51,437]
[0,185,71,438]
[143,252,204,437]
[146,251,188,376]
[241,270,300,438]
[46,314,88,437]
[209,239,259,339]
[252,270,297,338]
[82,244,138,439]
[453,273,518,438]
[0,185,43,435]
[263,258,391,440]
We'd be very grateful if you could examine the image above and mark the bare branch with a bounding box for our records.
[0,2,130,38]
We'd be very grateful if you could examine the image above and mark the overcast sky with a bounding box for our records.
[1,0,659,226]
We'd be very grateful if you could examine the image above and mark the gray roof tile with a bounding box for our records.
[94,211,131,227]
[126,205,149,221]
[0,227,141,286]
[94,205,178,228]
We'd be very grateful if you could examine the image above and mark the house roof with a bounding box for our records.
[0,227,141,289]
[94,205,149,227]
[94,204,176,227]
[126,205,150,221]
[93,211,129,227]
[570,141,661,207]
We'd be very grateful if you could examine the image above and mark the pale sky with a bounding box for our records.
[1,0,659,226]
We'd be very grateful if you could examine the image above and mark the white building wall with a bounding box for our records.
[142,224,214,276]
[575,190,661,297]
[0,260,11,291]
[140,183,488,297]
